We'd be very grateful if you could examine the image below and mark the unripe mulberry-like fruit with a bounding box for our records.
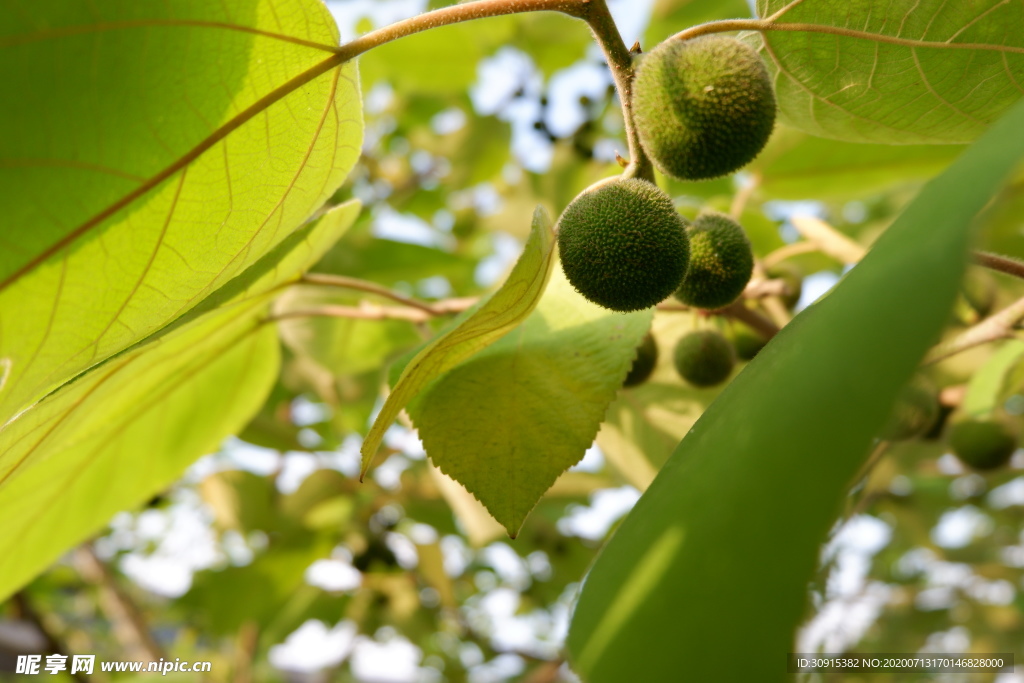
[633,35,776,181]
[879,378,940,441]
[558,178,690,312]
[727,323,767,361]
[948,418,1018,470]
[673,330,735,387]
[624,333,658,387]
[674,213,754,309]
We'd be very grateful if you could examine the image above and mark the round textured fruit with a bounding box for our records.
[673,330,735,387]
[674,213,754,309]
[558,178,690,312]
[624,333,659,387]
[948,418,1018,470]
[728,323,766,361]
[879,378,939,441]
[633,35,776,181]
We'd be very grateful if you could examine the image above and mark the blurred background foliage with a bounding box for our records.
[3,0,1024,681]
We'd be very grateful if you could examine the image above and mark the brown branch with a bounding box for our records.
[75,545,166,663]
[729,172,761,220]
[269,297,479,324]
[12,592,89,683]
[790,215,866,265]
[925,295,1024,365]
[300,273,443,314]
[338,0,588,62]
[974,251,1024,280]
[743,277,790,299]
[761,241,819,270]
[717,301,781,339]
[233,621,259,683]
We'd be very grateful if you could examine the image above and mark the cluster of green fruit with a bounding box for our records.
[624,323,768,390]
[882,379,1020,472]
[557,35,773,314]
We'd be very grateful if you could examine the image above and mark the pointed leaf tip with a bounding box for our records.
[359,206,556,478]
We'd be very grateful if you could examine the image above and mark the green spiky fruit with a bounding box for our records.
[624,333,659,387]
[673,330,735,387]
[674,213,754,309]
[633,35,776,181]
[558,178,690,312]
[948,418,1018,470]
[879,378,939,441]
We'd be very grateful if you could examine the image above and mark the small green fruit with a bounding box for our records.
[673,330,735,387]
[633,35,776,181]
[961,270,997,319]
[728,323,767,361]
[948,418,1018,470]
[624,333,659,387]
[558,178,690,312]
[879,378,939,441]
[674,213,754,309]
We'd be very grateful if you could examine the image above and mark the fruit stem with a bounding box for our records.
[974,251,1024,281]
[925,294,1024,364]
[579,0,655,182]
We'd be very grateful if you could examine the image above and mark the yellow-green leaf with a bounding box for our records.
[0,0,362,424]
[753,0,1024,143]
[408,271,653,536]
[0,202,359,600]
[360,207,556,477]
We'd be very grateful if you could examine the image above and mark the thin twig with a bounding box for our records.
[269,298,479,324]
[337,0,587,60]
[729,172,761,220]
[743,277,790,299]
[974,251,1024,280]
[716,301,781,339]
[925,295,1024,365]
[790,215,866,264]
[843,441,890,521]
[75,545,166,663]
[761,241,819,270]
[300,273,442,314]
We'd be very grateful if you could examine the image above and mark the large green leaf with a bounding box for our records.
[360,207,557,477]
[752,126,964,199]
[567,99,1024,681]
[0,202,359,600]
[753,0,1024,143]
[408,270,652,536]
[0,0,361,423]
[275,287,422,377]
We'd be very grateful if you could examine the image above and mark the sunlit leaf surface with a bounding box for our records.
[0,202,358,600]
[567,99,1024,683]
[408,270,652,536]
[0,0,361,423]
[360,207,557,478]
[754,0,1024,143]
